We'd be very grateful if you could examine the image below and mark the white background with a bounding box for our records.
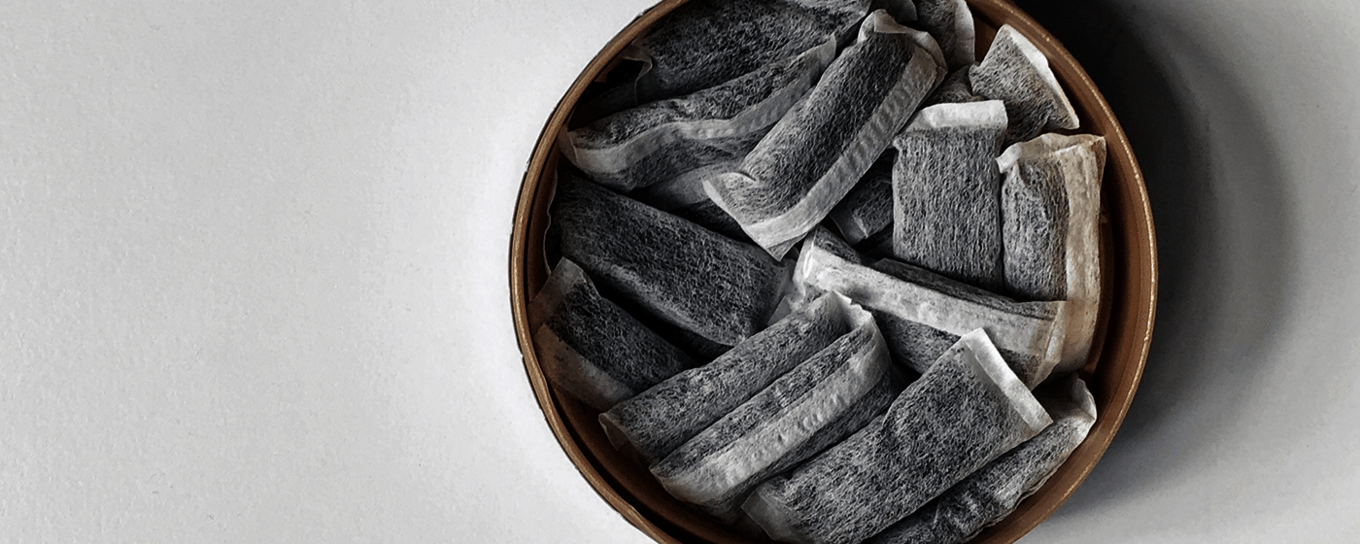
[4,0,1359,542]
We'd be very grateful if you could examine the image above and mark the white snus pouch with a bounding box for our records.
[650,295,900,523]
[969,24,1079,145]
[529,258,695,411]
[705,10,947,259]
[575,0,870,120]
[742,329,1052,544]
[892,100,1008,293]
[997,133,1106,376]
[561,41,837,194]
[551,172,791,348]
[599,293,851,466]
[866,376,1096,544]
[795,227,1067,388]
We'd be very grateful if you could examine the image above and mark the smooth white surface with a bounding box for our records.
[2,0,1357,542]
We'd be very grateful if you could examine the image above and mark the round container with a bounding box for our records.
[509,1,1158,542]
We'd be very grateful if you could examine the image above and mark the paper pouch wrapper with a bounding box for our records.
[529,258,694,411]
[742,329,1051,544]
[998,132,1106,375]
[562,40,836,193]
[866,376,1096,544]
[650,295,900,522]
[552,172,790,348]
[599,292,851,465]
[793,227,1067,388]
[705,10,947,259]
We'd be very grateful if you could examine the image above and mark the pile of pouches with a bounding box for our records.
[532,1,1107,543]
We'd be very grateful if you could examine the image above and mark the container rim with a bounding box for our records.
[508,1,1158,542]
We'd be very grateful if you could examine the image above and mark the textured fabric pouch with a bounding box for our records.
[599,292,850,466]
[742,329,1051,544]
[529,258,695,411]
[705,10,947,258]
[998,133,1106,375]
[866,376,1096,544]
[651,295,900,522]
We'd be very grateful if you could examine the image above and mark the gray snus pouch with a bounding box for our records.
[705,10,947,259]
[561,40,837,194]
[551,172,791,348]
[866,376,1097,544]
[742,329,1052,544]
[828,150,895,246]
[891,100,1008,293]
[793,227,1067,388]
[529,258,695,411]
[574,0,871,121]
[649,296,901,523]
[599,292,852,466]
[914,0,976,71]
[997,133,1106,376]
[969,24,1079,145]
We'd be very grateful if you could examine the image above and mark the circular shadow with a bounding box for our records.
[1012,0,1298,514]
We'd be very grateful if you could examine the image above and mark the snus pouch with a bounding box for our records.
[794,228,1067,388]
[705,10,947,258]
[997,133,1106,375]
[650,295,899,522]
[866,376,1096,544]
[914,0,975,71]
[551,172,790,347]
[599,293,851,466]
[577,0,874,119]
[891,100,1007,292]
[528,258,694,411]
[742,329,1052,544]
[969,25,1079,145]
[562,41,836,193]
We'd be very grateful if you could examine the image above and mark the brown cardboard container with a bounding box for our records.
[508,1,1158,542]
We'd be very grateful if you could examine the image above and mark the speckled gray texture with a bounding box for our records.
[652,299,899,522]
[866,377,1096,544]
[742,330,1050,544]
[998,133,1106,376]
[892,100,1011,293]
[580,0,870,118]
[551,171,789,347]
[792,236,1067,387]
[599,293,850,466]
[1002,158,1068,299]
[969,25,1079,145]
[829,150,895,245]
[891,100,1007,292]
[625,161,754,243]
[597,287,734,365]
[528,259,694,411]
[705,11,946,258]
[870,258,1062,387]
[564,42,835,193]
